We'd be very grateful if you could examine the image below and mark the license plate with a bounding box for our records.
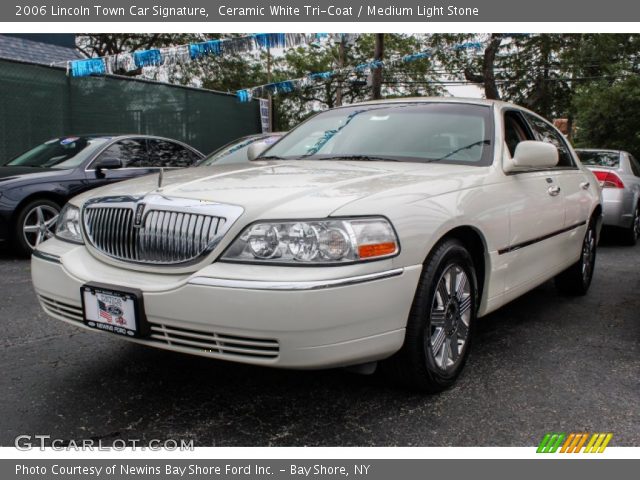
[81,284,146,338]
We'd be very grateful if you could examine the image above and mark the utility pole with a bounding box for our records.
[371,33,384,100]
[266,44,273,132]
[335,35,345,107]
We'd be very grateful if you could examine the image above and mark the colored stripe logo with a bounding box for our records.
[537,433,612,453]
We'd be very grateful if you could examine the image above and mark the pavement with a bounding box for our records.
[1,238,638,447]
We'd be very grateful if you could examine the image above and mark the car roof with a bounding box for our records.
[55,134,179,140]
[347,96,512,109]
[45,134,203,155]
[575,148,624,154]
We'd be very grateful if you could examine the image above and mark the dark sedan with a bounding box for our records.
[0,134,203,255]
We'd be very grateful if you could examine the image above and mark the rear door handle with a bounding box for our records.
[548,185,561,196]
[580,181,590,190]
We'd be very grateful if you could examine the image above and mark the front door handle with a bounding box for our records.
[580,181,590,190]
[548,185,561,196]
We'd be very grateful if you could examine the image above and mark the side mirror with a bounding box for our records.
[508,141,559,171]
[247,140,271,161]
[95,157,123,176]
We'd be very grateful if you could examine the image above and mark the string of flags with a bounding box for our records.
[66,35,484,103]
[235,41,483,102]
[67,33,331,78]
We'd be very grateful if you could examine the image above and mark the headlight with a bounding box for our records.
[221,217,399,264]
[55,204,84,244]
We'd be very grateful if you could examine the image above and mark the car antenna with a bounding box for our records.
[158,168,164,189]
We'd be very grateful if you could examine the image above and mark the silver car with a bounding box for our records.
[576,149,640,244]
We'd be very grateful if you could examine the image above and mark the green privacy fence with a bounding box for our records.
[0,58,262,161]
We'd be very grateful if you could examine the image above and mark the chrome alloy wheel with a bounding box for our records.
[633,206,640,241]
[429,264,472,370]
[581,226,596,283]
[22,204,59,249]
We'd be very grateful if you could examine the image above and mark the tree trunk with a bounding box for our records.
[463,34,502,100]
[482,35,502,100]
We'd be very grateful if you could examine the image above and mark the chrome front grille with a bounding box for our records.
[82,195,244,266]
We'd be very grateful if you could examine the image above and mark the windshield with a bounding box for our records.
[576,150,620,168]
[199,134,281,166]
[5,137,109,169]
[263,103,494,165]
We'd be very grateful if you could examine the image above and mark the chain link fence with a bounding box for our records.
[0,58,261,160]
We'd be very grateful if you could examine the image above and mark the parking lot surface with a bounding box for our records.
[1,240,638,447]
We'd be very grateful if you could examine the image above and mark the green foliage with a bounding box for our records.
[573,76,640,157]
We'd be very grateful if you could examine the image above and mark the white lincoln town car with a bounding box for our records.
[31,98,602,392]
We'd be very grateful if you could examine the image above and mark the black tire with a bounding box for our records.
[621,203,640,246]
[554,219,597,296]
[385,239,478,393]
[14,199,61,257]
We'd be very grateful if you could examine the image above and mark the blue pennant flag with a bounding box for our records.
[236,89,252,102]
[254,33,287,49]
[133,49,163,68]
[402,52,431,63]
[355,60,384,71]
[70,58,106,77]
[455,42,483,51]
[277,81,296,93]
[263,81,296,95]
[309,71,333,80]
[189,40,223,59]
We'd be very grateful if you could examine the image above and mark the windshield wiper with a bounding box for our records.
[431,139,491,162]
[255,155,286,160]
[312,155,401,162]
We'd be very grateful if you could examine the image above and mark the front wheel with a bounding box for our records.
[555,219,597,296]
[14,199,60,256]
[386,239,477,392]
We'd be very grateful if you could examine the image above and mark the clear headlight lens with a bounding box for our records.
[222,217,399,264]
[55,204,84,244]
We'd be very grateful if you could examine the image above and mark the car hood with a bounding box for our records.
[0,166,72,186]
[71,160,487,219]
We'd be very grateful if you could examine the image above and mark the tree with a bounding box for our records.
[573,76,640,157]
[271,34,443,130]
[462,33,503,100]
[433,33,640,124]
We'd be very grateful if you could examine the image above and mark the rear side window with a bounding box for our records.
[629,154,640,177]
[147,139,200,168]
[97,139,147,168]
[524,113,575,168]
[577,151,621,168]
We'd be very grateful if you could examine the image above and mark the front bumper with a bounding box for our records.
[32,240,421,369]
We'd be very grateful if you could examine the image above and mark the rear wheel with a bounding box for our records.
[14,199,60,256]
[386,239,477,392]
[621,203,640,246]
[555,219,597,295]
